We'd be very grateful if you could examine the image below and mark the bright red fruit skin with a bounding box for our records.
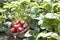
[11,23,15,27]
[11,28,16,33]
[14,25,18,29]
[14,24,21,29]
[17,27,22,32]
[17,24,21,27]
[22,28,24,32]
[17,29,20,32]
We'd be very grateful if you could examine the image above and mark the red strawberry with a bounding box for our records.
[17,27,23,32]
[11,23,15,27]
[16,20,20,24]
[17,24,21,27]
[14,25,18,29]
[22,28,24,32]
[11,28,16,33]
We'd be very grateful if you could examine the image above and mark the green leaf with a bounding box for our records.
[11,7,16,11]
[58,23,60,35]
[31,6,40,14]
[37,31,47,38]
[40,22,54,32]
[51,33,59,39]
[3,3,13,8]
[29,30,39,37]
[30,19,38,30]
[0,24,6,32]
[19,0,30,2]
[0,8,5,12]
[42,3,52,12]
[0,16,3,23]
[30,2,39,7]
[28,36,36,40]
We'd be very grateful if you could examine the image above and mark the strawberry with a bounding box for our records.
[17,27,23,32]
[11,20,29,33]
[22,28,24,32]
[11,28,16,33]
[16,20,20,25]
[17,24,21,27]
[11,23,15,27]
[14,25,18,29]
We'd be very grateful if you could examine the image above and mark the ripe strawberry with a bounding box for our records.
[16,20,21,24]
[22,28,24,32]
[11,23,15,27]
[11,28,16,33]
[17,24,21,27]
[17,27,22,32]
[14,25,18,29]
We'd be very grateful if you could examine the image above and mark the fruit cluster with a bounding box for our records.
[11,20,29,33]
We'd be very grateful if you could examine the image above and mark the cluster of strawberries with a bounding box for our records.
[11,20,29,33]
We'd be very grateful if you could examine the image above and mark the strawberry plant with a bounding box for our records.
[0,0,60,40]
